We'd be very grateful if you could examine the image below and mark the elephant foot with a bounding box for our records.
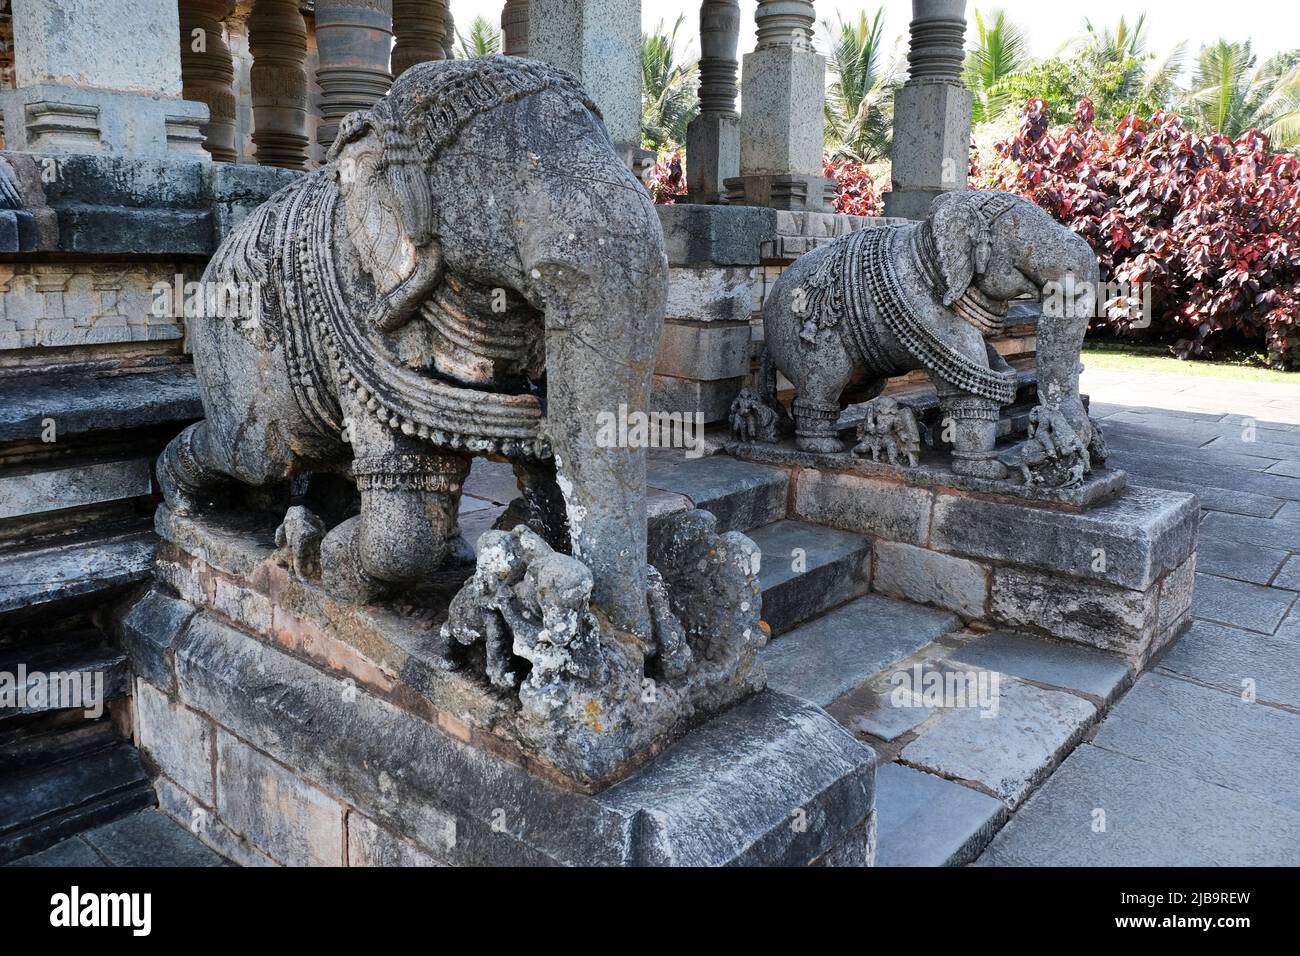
[320,516,392,604]
[950,453,1008,481]
[797,434,847,454]
[793,397,845,455]
[158,422,236,516]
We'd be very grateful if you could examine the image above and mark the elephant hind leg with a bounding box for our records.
[158,422,238,515]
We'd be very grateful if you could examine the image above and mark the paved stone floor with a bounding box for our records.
[979,367,1300,865]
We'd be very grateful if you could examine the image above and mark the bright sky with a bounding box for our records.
[449,0,1299,67]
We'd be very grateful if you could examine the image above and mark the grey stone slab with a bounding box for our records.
[931,484,1199,591]
[1100,418,1222,448]
[874,763,1007,867]
[656,201,777,267]
[0,365,200,443]
[461,458,520,505]
[791,470,933,547]
[1117,451,1300,503]
[1157,619,1300,711]
[114,586,196,693]
[80,811,228,867]
[1195,535,1289,585]
[1265,458,1300,478]
[646,454,787,533]
[900,676,1098,808]
[978,743,1300,866]
[8,836,105,867]
[1275,555,1300,591]
[1093,671,1300,812]
[830,683,936,743]
[870,540,989,618]
[748,519,871,635]
[761,595,959,707]
[0,458,153,520]
[1105,434,1279,472]
[1199,510,1300,552]
[1192,572,1294,634]
[949,630,1133,704]
[1132,475,1281,518]
[1206,434,1300,461]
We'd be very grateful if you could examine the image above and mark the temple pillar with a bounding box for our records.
[178,1,238,163]
[883,0,972,219]
[528,0,641,163]
[443,6,456,59]
[392,1,448,77]
[685,1,740,204]
[314,0,394,151]
[501,0,529,56]
[725,0,830,210]
[248,0,310,169]
[0,0,208,157]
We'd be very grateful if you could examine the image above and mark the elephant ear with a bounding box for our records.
[926,191,980,308]
[329,109,439,327]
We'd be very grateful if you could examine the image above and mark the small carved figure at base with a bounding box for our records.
[998,402,1096,489]
[729,386,782,444]
[851,396,921,466]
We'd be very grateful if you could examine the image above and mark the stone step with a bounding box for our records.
[760,594,960,707]
[0,529,157,628]
[873,762,1007,867]
[747,519,871,636]
[0,632,130,722]
[9,810,230,867]
[0,730,154,865]
[646,453,788,533]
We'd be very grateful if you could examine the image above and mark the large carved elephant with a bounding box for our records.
[753,190,1100,479]
[158,57,667,640]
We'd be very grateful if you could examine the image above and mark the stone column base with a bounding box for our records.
[0,85,209,159]
[724,172,835,211]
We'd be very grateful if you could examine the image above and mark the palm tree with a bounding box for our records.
[1184,41,1300,148]
[821,8,902,163]
[963,8,1031,125]
[1076,13,1183,103]
[455,15,501,59]
[640,15,698,151]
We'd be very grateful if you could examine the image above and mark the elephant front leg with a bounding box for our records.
[321,448,472,602]
[936,385,1008,481]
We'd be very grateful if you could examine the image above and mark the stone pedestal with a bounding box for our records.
[114,509,878,866]
[728,436,1198,667]
[883,0,973,220]
[726,0,831,211]
[528,0,641,163]
[392,0,448,77]
[501,0,529,56]
[685,1,740,205]
[0,0,208,158]
[314,0,395,150]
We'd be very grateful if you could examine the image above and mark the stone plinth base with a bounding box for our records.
[728,440,1198,666]
[115,517,877,866]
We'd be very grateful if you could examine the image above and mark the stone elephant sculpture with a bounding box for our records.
[158,57,667,640]
[751,189,1100,479]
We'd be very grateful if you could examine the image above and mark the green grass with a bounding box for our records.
[1081,341,1300,384]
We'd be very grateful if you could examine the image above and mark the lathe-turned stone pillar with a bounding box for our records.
[179,0,238,163]
[443,7,456,59]
[725,0,830,211]
[249,0,310,169]
[501,0,529,56]
[314,0,394,150]
[528,0,641,164]
[0,0,208,157]
[883,0,972,219]
[685,1,740,204]
[392,1,449,77]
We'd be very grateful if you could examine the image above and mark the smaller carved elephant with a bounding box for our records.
[744,190,1101,481]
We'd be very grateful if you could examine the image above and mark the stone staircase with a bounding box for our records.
[640,446,1142,866]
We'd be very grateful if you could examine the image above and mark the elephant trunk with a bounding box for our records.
[524,201,669,642]
[1033,232,1100,434]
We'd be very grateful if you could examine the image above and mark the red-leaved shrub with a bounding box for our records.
[645,151,687,204]
[824,155,885,217]
[981,98,1300,369]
